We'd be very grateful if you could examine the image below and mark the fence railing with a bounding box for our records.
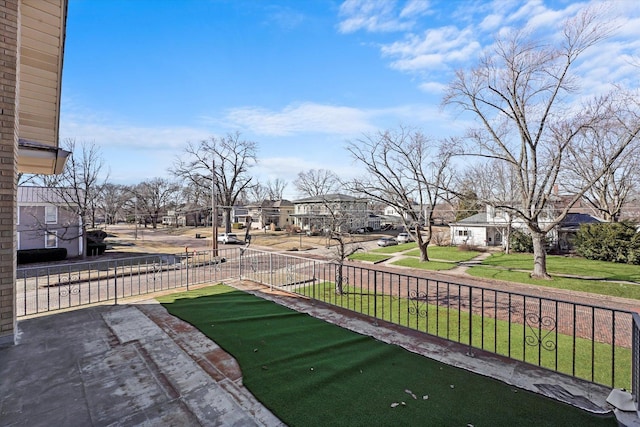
[16,247,639,392]
[632,313,640,406]
[238,248,635,390]
[16,249,237,316]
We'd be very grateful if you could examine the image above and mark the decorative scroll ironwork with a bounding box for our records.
[409,290,428,318]
[59,274,81,297]
[525,312,557,351]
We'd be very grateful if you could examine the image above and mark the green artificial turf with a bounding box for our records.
[159,285,617,427]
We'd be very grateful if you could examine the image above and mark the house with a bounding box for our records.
[246,200,294,230]
[292,194,368,233]
[450,204,602,251]
[17,186,83,258]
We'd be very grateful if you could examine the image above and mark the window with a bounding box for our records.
[45,206,58,224]
[17,206,20,225]
[45,231,57,248]
[457,230,468,236]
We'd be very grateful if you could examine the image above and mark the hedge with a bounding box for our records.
[17,248,67,264]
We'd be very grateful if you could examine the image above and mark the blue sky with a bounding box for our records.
[60,0,640,199]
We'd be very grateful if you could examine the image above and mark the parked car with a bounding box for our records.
[396,232,413,243]
[377,237,398,247]
[217,232,242,244]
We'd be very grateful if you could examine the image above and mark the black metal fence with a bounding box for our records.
[632,313,640,406]
[16,249,237,316]
[238,248,635,390]
[15,247,639,392]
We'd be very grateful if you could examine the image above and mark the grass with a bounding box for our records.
[391,257,458,271]
[468,267,640,300]
[159,285,618,426]
[481,253,640,282]
[348,253,391,263]
[403,245,481,262]
[295,282,631,390]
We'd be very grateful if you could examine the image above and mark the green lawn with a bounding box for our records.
[295,282,631,390]
[481,253,640,282]
[468,266,640,300]
[159,285,618,426]
[403,245,481,262]
[391,257,458,271]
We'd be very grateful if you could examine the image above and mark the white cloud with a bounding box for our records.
[381,26,480,72]
[221,102,378,136]
[337,0,430,33]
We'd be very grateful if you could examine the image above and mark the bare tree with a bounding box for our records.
[443,9,640,278]
[294,169,340,197]
[134,178,181,228]
[266,178,288,200]
[98,183,131,225]
[37,139,107,258]
[172,132,257,232]
[246,182,269,204]
[562,116,640,222]
[347,127,454,262]
[461,160,520,253]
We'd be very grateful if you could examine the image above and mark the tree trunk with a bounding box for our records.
[531,231,550,279]
[335,263,344,295]
[416,224,430,262]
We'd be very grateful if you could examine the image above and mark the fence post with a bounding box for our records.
[269,252,273,291]
[114,260,118,306]
[468,286,473,356]
[185,247,189,290]
[373,270,378,326]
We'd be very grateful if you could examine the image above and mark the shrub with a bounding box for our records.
[509,230,534,253]
[17,248,67,264]
[574,222,640,264]
[86,242,107,256]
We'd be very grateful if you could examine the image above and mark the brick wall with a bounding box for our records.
[0,0,19,347]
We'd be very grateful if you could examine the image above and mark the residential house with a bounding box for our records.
[292,194,368,233]
[17,186,82,258]
[246,200,294,230]
[450,204,602,251]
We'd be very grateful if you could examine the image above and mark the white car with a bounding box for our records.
[217,233,241,244]
[396,232,413,243]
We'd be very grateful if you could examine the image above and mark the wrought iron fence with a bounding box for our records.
[632,313,640,407]
[238,248,635,389]
[16,246,638,391]
[16,249,237,317]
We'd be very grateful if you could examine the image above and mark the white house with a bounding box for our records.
[450,204,602,250]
